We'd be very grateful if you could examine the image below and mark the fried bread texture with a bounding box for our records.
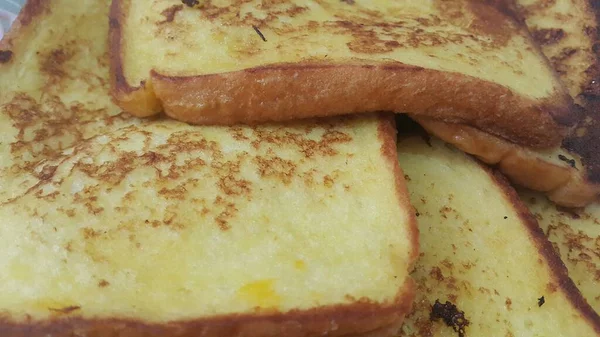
[109,0,574,148]
[413,0,600,207]
[396,135,600,337]
[0,1,417,336]
[520,190,600,315]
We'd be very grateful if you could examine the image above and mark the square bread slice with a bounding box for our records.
[0,0,417,336]
[109,0,575,148]
[396,135,600,337]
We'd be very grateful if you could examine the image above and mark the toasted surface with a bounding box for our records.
[521,190,600,314]
[413,0,600,207]
[0,0,417,336]
[396,136,600,336]
[110,0,573,147]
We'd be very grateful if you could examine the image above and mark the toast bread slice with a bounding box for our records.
[109,0,575,148]
[413,0,600,207]
[396,135,600,336]
[0,0,417,336]
[520,190,600,314]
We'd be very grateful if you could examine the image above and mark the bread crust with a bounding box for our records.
[146,62,570,149]
[0,285,414,337]
[488,169,600,334]
[415,116,600,207]
[108,0,161,116]
[379,114,420,270]
[108,0,575,149]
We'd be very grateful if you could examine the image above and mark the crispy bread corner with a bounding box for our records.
[108,0,162,116]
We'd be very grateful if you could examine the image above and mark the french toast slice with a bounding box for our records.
[109,0,574,148]
[396,135,600,336]
[0,0,417,336]
[520,190,600,314]
[413,0,600,207]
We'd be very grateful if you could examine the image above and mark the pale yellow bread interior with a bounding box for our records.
[411,0,600,207]
[396,136,600,337]
[520,190,600,314]
[121,0,558,101]
[0,0,417,335]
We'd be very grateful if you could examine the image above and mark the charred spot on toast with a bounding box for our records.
[159,5,183,24]
[0,50,13,63]
[181,0,199,7]
[562,106,600,183]
[531,28,566,46]
[557,154,577,168]
[538,296,545,307]
[562,2,600,184]
[430,300,470,337]
[252,26,267,42]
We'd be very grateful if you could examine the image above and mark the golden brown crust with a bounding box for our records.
[344,318,406,337]
[0,281,415,337]
[415,116,600,207]
[149,63,570,149]
[378,114,420,270]
[487,169,600,334]
[108,0,161,116]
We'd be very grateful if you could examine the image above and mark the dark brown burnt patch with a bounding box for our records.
[159,5,183,24]
[532,28,566,46]
[562,108,600,183]
[564,1,600,184]
[0,50,13,63]
[430,300,470,337]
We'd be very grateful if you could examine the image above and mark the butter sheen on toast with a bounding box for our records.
[0,1,417,336]
[414,0,600,207]
[110,0,574,148]
[396,136,600,337]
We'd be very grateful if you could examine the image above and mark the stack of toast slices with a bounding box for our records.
[0,0,598,336]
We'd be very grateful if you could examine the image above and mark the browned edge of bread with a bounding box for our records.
[380,114,420,271]
[0,0,49,60]
[107,0,575,149]
[108,0,162,116]
[414,116,600,207]
[0,112,417,336]
[486,167,600,334]
[0,288,415,337]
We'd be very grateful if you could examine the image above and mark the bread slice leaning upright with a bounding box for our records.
[0,0,418,336]
[109,0,575,148]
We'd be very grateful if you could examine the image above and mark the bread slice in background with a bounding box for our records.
[0,0,417,335]
[396,135,600,336]
[520,190,600,314]
[413,0,600,207]
[109,0,575,148]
